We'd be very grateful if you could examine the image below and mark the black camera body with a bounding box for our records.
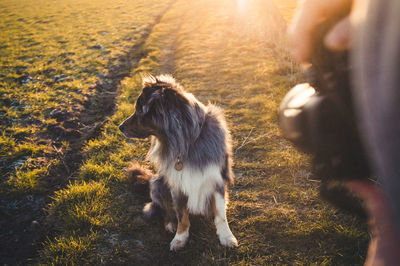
[279,60,370,181]
[279,17,370,181]
[279,20,370,215]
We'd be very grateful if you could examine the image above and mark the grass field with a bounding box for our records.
[0,0,369,264]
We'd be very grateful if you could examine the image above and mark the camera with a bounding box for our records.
[279,21,370,181]
[279,20,371,215]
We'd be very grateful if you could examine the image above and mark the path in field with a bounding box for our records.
[122,0,369,264]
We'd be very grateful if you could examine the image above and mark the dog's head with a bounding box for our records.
[119,75,201,140]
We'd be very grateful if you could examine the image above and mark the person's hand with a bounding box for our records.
[346,182,400,265]
[287,0,353,63]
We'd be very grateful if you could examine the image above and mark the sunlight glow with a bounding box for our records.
[283,109,302,118]
[236,0,247,14]
[287,84,316,109]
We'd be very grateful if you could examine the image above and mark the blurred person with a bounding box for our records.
[288,0,400,265]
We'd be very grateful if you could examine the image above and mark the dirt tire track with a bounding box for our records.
[158,9,184,74]
[0,1,176,264]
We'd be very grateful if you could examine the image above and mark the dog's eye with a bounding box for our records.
[135,104,150,117]
[136,108,144,116]
[135,101,144,114]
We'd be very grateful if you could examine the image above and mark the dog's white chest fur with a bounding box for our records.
[164,164,224,215]
[148,138,225,215]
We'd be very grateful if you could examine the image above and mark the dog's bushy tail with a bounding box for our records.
[125,163,163,220]
[125,163,152,195]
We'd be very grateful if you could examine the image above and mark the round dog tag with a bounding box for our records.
[174,161,183,171]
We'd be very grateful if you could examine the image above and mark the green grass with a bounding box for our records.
[0,0,170,197]
[39,232,100,265]
[47,181,112,230]
[1,0,369,264]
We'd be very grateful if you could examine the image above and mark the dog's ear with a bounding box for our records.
[142,89,164,114]
[141,74,156,87]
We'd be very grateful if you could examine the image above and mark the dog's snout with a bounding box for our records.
[119,114,151,139]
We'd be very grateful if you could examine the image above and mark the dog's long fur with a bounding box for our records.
[119,75,237,251]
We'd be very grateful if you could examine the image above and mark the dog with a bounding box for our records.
[119,75,238,251]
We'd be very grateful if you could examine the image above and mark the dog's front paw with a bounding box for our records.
[219,233,238,248]
[165,222,176,233]
[169,231,189,251]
